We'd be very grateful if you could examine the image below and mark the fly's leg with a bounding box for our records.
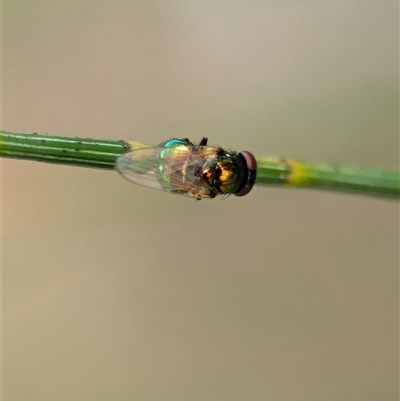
[198,137,208,146]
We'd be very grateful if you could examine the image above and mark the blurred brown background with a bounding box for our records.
[2,1,399,400]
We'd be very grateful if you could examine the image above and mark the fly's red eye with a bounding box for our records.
[234,151,257,197]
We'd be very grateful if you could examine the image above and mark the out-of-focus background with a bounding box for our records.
[3,1,399,400]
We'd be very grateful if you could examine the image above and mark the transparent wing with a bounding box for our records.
[116,146,219,199]
[117,147,173,190]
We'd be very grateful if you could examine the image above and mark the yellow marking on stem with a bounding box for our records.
[286,160,311,186]
[127,141,148,151]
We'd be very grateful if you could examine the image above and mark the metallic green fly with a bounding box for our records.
[116,137,257,200]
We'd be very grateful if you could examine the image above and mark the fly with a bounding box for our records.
[116,137,257,200]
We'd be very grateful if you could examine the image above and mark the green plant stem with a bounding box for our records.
[256,158,400,198]
[1,130,399,199]
[0,130,127,169]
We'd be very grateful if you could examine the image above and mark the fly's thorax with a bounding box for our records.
[201,151,245,195]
